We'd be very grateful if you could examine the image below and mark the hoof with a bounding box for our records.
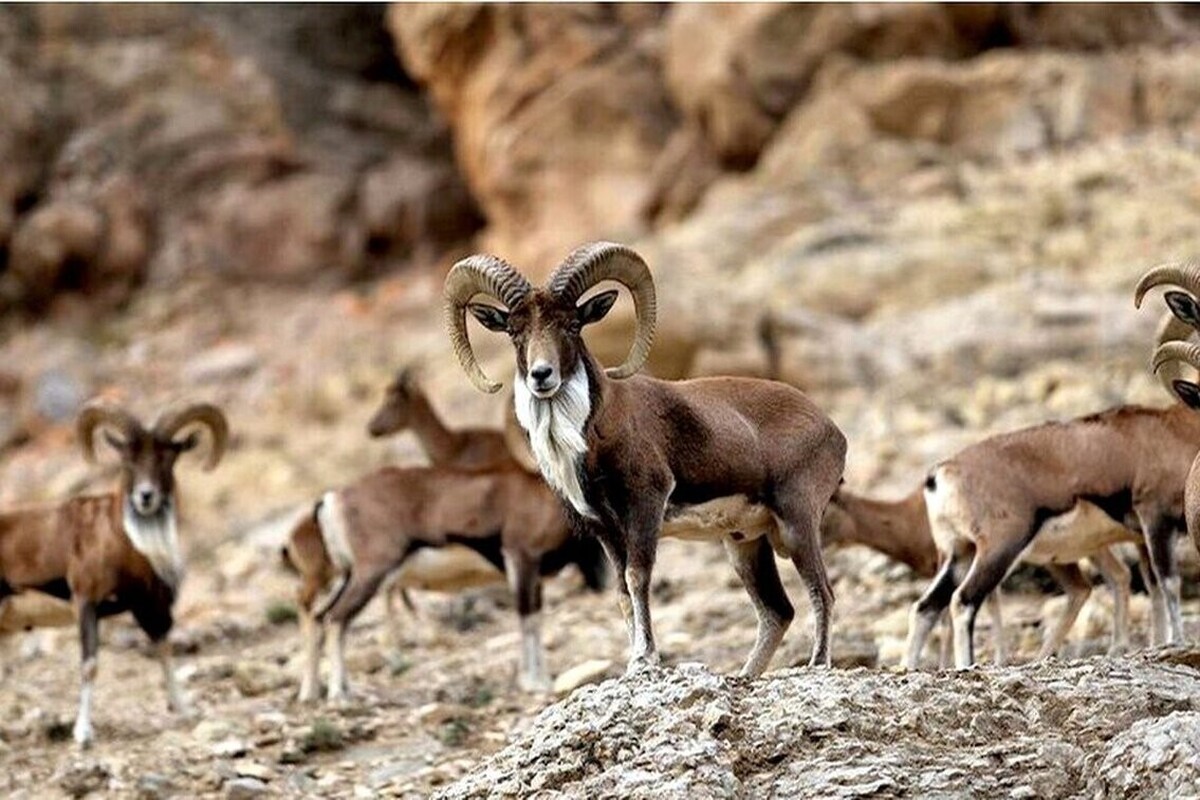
[171,702,199,721]
[168,693,196,718]
[73,720,93,749]
[518,672,553,694]
[624,652,660,675]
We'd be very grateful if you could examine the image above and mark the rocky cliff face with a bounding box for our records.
[385,3,1198,270]
[380,3,1200,396]
[0,4,481,313]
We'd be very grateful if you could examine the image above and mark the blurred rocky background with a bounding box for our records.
[3,4,1200,797]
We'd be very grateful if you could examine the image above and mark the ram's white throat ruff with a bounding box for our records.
[514,364,595,518]
[123,499,184,590]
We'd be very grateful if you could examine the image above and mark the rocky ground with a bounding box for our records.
[442,655,1200,799]
[3,515,1197,799]
[6,3,1200,798]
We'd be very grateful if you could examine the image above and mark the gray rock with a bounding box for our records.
[553,659,614,695]
[34,370,85,423]
[135,773,175,800]
[211,738,252,759]
[225,777,269,800]
[438,654,1200,799]
[54,759,111,798]
[1090,711,1200,797]
[192,718,240,743]
[232,660,289,697]
[184,344,261,384]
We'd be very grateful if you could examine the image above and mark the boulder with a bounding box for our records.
[388,4,675,272]
[0,4,480,312]
[439,655,1200,798]
[663,4,997,169]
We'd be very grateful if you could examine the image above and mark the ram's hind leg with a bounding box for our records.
[597,536,634,647]
[1038,563,1091,660]
[320,570,388,703]
[504,550,550,692]
[130,598,189,715]
[1136,542,1168,646]
[725,535,794,677]
[907,556,961,669]
[297,570,332,703]
[950,536,1028,669]
[771,491,833,667]
[1091,548,1131,655]
[73,600,99,748]
[1137,510,1184,645]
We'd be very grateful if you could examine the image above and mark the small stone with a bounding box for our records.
[316,773,343,789]
[254,711,288,731]
[553,659,614,694]
[234,761,276,781]
[278,746,307,765]
[224,777,269,800]
[233,661,289,697]
[54,760,111,798]
[35,370,85,423]
[254,732,282,748]
[135,773,175,800]
[193,719,239,743]
[212,738,252,758]
[413,702,466,726]
[184,343,261,384]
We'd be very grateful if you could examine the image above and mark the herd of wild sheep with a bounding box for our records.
[2,242,1200,750]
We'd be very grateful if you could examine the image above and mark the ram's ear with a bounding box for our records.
[174,430,202,453]
[1165,291,1200,329]
[468,303,509,332]
[578,289,619,327]
[1173,380,1200,410]
[103,431,128,454]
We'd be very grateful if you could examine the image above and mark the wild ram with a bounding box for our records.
[0,401,226,746]
[444,242,846,675]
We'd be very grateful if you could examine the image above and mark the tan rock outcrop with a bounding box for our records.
[388,4,675,273]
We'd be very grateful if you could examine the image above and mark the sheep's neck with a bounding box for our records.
[407,391,465,466]
[837,490,939,578]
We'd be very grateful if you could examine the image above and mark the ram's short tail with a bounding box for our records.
[280,500,324,575]
[280,544,298,574]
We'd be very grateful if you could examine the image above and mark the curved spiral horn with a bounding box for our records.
[154,403,229,470]
[546,242,657,379]
[443,255,533,393]
[1152,312,1198,400]
[77,401,143,463]
[1152,340,1200,403]
[1133,261,1200,308]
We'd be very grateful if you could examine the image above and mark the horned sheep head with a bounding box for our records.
[1136,261,1200,408]
[442,242,658,398]
[77,400,228,516]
